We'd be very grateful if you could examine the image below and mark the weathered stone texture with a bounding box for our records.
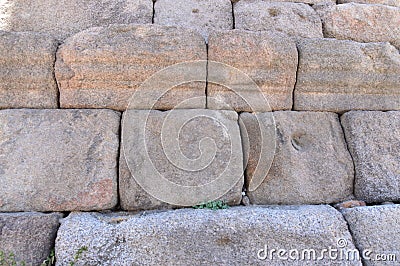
[342,205,400,266]
[56,24,207,111]
[241,111,354,205]
[207,30,298,111]
[0,212,61,266]
[234,0,323,38]
[0,0,153,40]
[154,0,233,39]
[294,38,400,112]
[0,31,58,109]
[120,109,243,209]
[338,0,400,7]
[0,109,120,211]
[56,206,360,265]
[341,111,400,203]
[316,3,400,49]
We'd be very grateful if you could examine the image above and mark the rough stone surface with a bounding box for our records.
[0,109,120,211]
[120,109,243,209]
[56,24,207,111]
[294,38,400,112]
[0,31,58,109]
[242,0,336,4]
[207,30,298,111]
[341,205,400,266]
[55,206,360,265]
[316,3,400,49]
[0,212,61,266]
[234,0,323,38]
[0,0,153,40]
[341,111,400,203]
[154,0,233,39]
[338,0,400,7]
[241,111,354,205]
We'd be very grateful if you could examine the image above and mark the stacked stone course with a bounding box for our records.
[0,0,399,265]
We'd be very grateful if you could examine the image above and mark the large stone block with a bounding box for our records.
[55,206,360,265]
[294,38,400,112]
[120,109,243,209]
[0,212,61,266]
[0,0,153,40]
[56,24,207,111]
[207,30,298,111]
[154,0,233,39]
[338,0,400,7]
[0,31,58,109]
[316,3,400,49]
[341,205,400,266]
[241,111,354,205]
[341,111,400,202]
[0,109,120,211]
[234,0,323,38]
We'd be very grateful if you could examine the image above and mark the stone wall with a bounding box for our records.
[0,0,399,265]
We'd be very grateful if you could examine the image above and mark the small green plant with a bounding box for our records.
[69,246,88,266]
[41,249,55,266]
[0,250,25,266]
[193,200,229,210]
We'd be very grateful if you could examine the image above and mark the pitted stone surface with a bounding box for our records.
[341,205,400,266]
[341,111,400,202]
[294,38,400,112]
[120,109,243,209]
[0,109,120,211]
[0,212,61,266]
[154,0,233,39]
[56,24,207,111]
[241,111,354,205]
[235,0,323,38]
[0,31,58,109]
[207,30,298,111]
[55,206,360,265]
[316,3,400,49]
[0,0,153,40]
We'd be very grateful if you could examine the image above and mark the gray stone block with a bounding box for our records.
[294,38,400,112]
[0,212,61,266]
[0,0,153,40]
[341,111,400,202]
[0,109,120,211]
[55,205,360,265]
[0,31,58,109]
[120,109,243,209]
[241,111,354,205]
[341,205,400,266]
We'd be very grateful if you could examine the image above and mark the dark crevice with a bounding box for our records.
[231,1,235,29]
[292,43,301,111]
[338,211,367,266]
[53,41,62,109]
[113,114,123,211]
[205,43,209,109]
[338,113,357,199]
[152,0,156,24]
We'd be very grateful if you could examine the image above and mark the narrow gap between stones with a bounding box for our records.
[53,41,62,108]
[205,43,209,109]
[338,212,367,266]
[231,1,235,29]
[152,0,156,24]
[237,111,249,206]
[338,114,357,198]
[114,113,123,211]
[292,44,301,110]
